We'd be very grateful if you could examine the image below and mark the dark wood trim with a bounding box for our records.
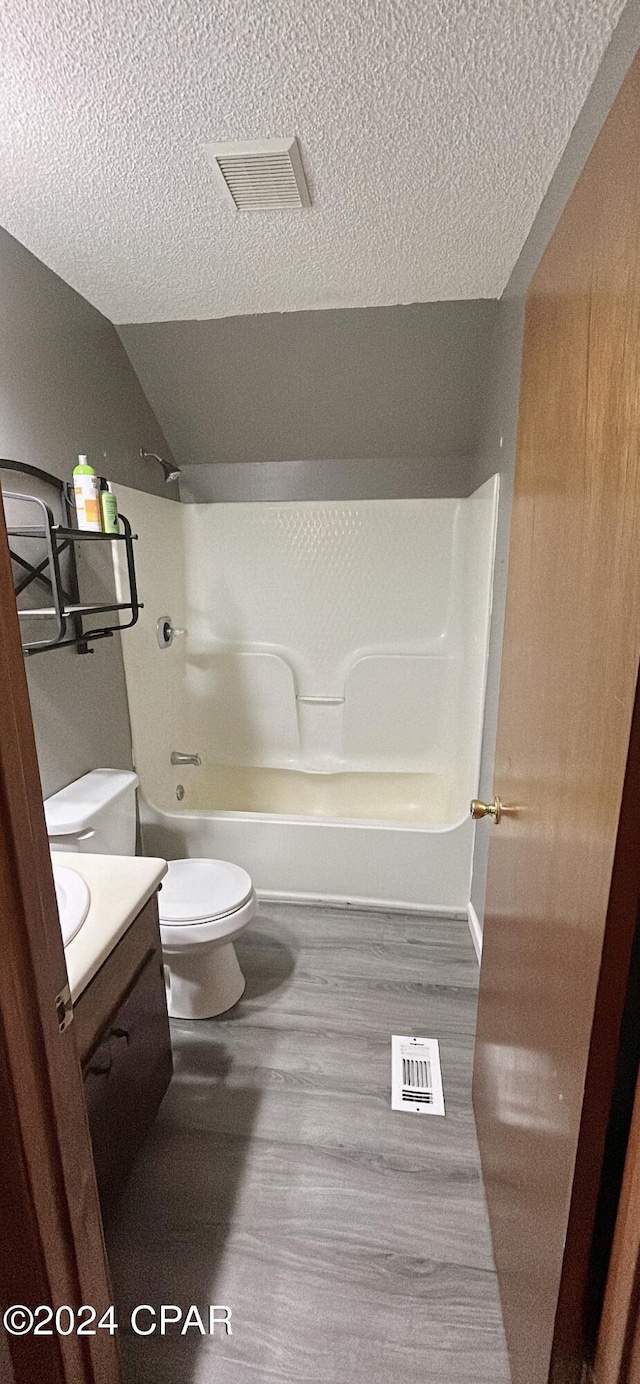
[553,666,640,1368]
[0,495,121,1383]
[595,1064,640,1382]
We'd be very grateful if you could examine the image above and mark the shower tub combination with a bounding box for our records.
[114,480,498,914]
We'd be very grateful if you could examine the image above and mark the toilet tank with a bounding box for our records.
[45,769,139,855]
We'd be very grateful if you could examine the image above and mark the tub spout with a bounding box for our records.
[170,751,202,767]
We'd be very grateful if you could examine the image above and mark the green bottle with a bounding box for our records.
[99,479,119,534]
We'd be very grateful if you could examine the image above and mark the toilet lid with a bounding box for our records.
[159,858,254,925]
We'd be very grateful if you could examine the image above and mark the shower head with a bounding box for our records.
[139,448,181,485]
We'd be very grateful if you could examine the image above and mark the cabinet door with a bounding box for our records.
[83,951,172,1214]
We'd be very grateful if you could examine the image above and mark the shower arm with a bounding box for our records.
[139,448,181,485]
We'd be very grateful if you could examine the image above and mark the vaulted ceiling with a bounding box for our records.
[0,0,626,323]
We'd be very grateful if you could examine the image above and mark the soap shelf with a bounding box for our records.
[1,458,142,656]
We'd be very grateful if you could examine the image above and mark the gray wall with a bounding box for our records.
[179,454,475,503]
[119,301,498,471]
[0,226,174,798]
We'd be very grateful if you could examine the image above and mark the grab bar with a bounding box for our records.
[170,751,202,766]
[296,696,345,705]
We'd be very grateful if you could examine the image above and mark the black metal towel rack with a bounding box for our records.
[1,458,142,655]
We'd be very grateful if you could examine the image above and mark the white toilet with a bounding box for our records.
[45,768,257,1019]
[157,858,255,1019]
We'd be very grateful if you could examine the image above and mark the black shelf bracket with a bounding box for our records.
[1,459,143,656]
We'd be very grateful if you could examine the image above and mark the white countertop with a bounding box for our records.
[53,853,168,1001]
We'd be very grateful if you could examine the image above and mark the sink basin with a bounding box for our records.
[53,865,91,947]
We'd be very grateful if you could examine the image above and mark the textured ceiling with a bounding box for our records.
[0,0,626,323]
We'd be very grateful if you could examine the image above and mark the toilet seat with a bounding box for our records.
[159,858,254,924]
[158,858,257,953]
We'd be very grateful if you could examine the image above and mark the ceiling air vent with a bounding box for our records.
[202,136,311,212]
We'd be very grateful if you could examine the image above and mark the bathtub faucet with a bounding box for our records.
[170,751,202,767]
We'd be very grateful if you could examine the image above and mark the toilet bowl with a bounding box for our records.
[158,858,257,1019]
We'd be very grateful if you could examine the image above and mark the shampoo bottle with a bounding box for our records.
[99,479,119,534]
[73,456,102,532]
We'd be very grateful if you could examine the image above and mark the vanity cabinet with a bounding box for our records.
[74,893,172,1215]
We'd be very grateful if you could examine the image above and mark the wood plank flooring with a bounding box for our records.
[106,903,510,1383]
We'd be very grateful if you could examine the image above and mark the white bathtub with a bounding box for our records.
[140,794,474,915]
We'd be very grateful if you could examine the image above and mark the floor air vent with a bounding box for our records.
[391,1035,445,1116]
[203,137,311,211]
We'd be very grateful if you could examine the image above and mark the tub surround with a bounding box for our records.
[56,852,167,1000]
[114,481,498,913]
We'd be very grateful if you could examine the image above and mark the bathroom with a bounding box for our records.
[2,6,640,1384]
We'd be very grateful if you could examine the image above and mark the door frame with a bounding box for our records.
[0,493,121,1384]
[553,665,640,1372]
[596,1044,640,1382]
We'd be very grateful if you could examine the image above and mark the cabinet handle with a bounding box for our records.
[87,1053,112,1076]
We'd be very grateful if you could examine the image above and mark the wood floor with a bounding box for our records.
[106,902,510,1383]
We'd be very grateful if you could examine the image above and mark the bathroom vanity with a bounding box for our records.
[55,852,171,1215]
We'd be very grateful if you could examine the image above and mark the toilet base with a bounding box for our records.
[164,940,246,1019]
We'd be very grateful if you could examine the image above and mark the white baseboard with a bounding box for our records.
[256,889,467,919]
[467,902,483,963]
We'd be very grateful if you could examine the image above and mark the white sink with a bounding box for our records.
[53,865,91,947]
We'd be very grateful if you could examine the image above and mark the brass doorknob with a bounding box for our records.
[470,796,503,824]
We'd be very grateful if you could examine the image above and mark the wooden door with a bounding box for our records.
[473,52,640,1384]
[0,489,121,1384]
